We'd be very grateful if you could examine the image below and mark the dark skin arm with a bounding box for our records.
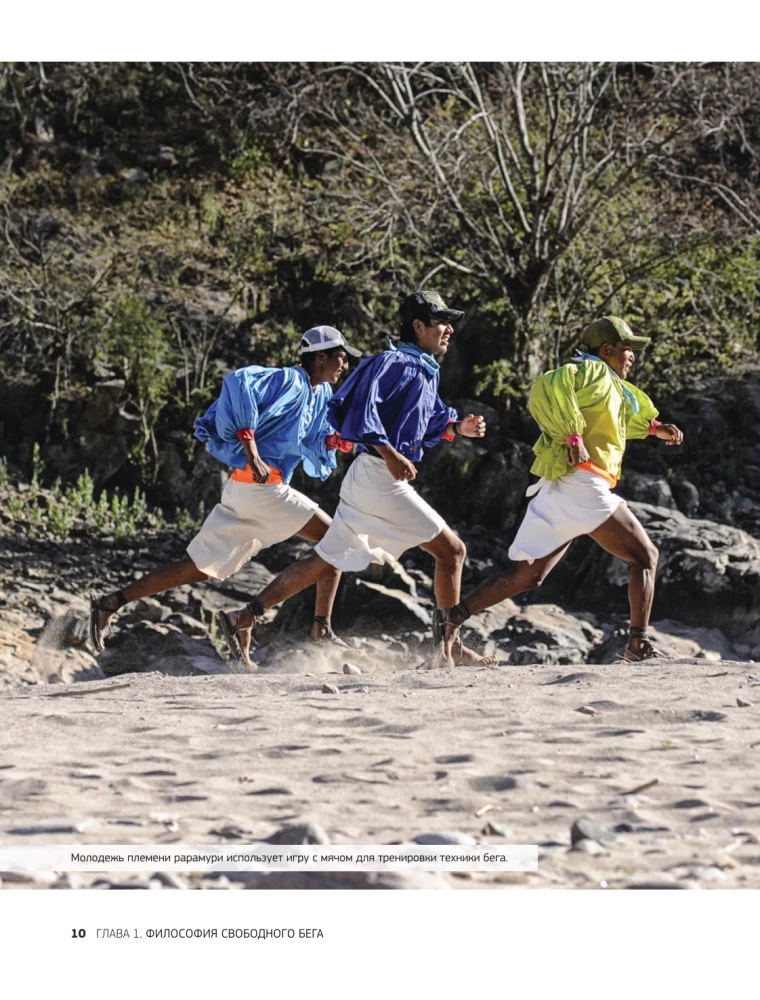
[654,423,684,446]
[568,423,684,466]
[241,437,272,484]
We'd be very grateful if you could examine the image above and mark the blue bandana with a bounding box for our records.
[388,338,440,377]
[571,349,640,416]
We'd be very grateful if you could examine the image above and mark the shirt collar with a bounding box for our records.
[571,350,639,415]
[388,338,440,376]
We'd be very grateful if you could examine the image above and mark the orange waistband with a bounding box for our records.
[576,461,618,488]
[231,463,284,485]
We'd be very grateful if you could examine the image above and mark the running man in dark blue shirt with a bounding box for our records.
[219,291,493,668]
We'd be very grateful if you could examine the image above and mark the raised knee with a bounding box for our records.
[633,543,659,572]
[439,534,466,565]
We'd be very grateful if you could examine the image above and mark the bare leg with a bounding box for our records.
[295,511,342,641]
[452,542,572,626]
[589,504,659,657]
[122,557,209,602]
[420,526,466,608]
[419,527,467,665]
[224,554,336,665]
[92,556,208,645]
[435,541,571,665]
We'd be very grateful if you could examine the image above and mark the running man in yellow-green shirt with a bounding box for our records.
[441,316,684,662]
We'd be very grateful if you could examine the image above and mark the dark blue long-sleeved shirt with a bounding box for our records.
[326,346,458,464]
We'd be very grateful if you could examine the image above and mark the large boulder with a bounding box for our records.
[97,620,233,677]
[618,471,677,510]
[534,502,760,643]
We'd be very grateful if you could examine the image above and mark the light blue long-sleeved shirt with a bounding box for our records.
[193,365,337,483]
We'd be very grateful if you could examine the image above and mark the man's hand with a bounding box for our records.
[457,414,486,438]
[568,442,590,466]
[241,439,271,483]
[655,424,684,447]
[375,444,417,481]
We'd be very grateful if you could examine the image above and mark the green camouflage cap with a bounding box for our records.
[400,290,464,326]
[582,316,651,350]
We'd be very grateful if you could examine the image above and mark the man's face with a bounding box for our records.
[414,317,454,356]
[321,349,349,384]
[602,341,635,380]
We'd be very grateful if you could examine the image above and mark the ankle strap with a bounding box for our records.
[247,596,266,619]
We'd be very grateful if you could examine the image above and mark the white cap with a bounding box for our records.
[300,325,362,358]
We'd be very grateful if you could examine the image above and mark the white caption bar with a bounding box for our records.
[0,844,538,873]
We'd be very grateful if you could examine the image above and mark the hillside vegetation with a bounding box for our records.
[1,62,759,509]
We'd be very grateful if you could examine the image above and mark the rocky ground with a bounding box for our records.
[2,486,760,890]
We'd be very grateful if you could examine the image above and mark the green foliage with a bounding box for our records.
[0,61,759,499]
[0,463,167,541]
[472,360,529,403]
[29,443,44,499]
[175,502,205,533]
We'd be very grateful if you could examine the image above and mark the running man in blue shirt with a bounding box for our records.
[88,326,360,656]
[218,291,493,668]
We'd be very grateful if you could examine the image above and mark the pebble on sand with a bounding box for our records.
[343,663,362,675]
[322,683,340,694]
[570,817,618,847]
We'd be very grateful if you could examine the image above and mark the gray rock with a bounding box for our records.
[165,613,207,638]
[343,662,362,675]
[149,872,188,889]
[98,621,230,677]
[120,167,150,184]
[671,478,700,518]
[413,832,477,846]
[482,821,512,837]
[265,823,330,846]
[0,870,58,885]
[570,817,618,847]
[620,472,677,510]
[237,871,449,890]
[679,866,727,882]
[569,838,608,856]
[544,502,760,642]
[321,683,339,695]
[626,878,698,889]
[6,818,93,835]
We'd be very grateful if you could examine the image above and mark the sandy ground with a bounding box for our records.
[1,658,760,889]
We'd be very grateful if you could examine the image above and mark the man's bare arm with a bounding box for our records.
[375,444,417,481]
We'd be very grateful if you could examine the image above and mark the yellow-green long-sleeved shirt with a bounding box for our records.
[528,358,659,482]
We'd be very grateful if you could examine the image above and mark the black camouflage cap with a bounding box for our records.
[400,290,464,326]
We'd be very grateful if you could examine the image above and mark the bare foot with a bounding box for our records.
[621,639,672,662]
[440,622,458,667]
[452,637,498,666]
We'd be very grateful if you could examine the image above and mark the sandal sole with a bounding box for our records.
[217,611,247,664]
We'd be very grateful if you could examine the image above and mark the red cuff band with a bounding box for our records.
[236,429,255,441]
[442,423,456,442]
[565,434,583,447]
[648,420,662,436]
[326,433,353,453]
